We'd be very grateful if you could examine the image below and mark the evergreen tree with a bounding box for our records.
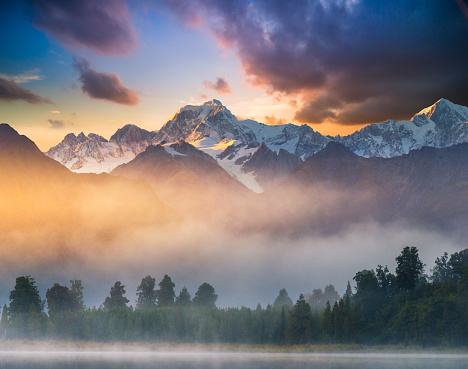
[46,283,81,314]
[376,264,397,299]
[448,249,468,282]
[306,289,324,310]
[321,300,332,342]
[70,279,85,310]
[103,281,129,311]
[273,288,293,310]
[193,283,217,308]
[323,285,340,306]
[396,246,424,290]
[156,275,176,307]
[431,252,450,283]
[353,269,379,318]
[344,281,353,299]
[1,304,9,338]
[136,275,156,309]
[276,306,286,344]
[175,286,191,307]
[285,294,312,344]
[9,276,44,318]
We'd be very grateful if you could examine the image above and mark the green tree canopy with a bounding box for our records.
[9,276,43,319]
[70,279,85,311]
[353,269,379,318]
[1,304,9,337]
[46,283,81,314]
[136,275,156,309]
[344,281,353,299]
[396,246,424,290]
[285,293,312,344]
[448,249,468,282]
[103,281,129,311]
[193,283,217,308]
[175,286,191,307]
[273,288,293,310]
[156,275,175,307]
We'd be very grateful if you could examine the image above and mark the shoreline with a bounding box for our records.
[0,341,467,354]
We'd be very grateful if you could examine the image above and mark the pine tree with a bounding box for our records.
[156,275,176,307]
[136,275,157,309]
[46,283,81,314]
[321,300,332,342]
[344,281,353,299]
[9,276,44,318]
[1,304,9,338]
[175,286,191,307]
[70,279,85,311]
[285,294,312,344]
[277,306,286,344]
[396,246,425,290]
[273,288,293,310]
[103,281,130,311]
[193,283,217,308]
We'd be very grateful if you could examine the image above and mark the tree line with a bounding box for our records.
[0,246,467,346]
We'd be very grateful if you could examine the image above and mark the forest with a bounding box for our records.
[1,247,467,346]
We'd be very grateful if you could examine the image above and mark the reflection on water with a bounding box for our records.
[0,352,467,369]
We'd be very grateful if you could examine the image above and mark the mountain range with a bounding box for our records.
[45,98,468,192]
[1,98,468,238]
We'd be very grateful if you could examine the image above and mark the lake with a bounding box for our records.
[0,352,467,368]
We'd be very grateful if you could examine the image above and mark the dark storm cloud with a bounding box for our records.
[203,76,232,94]
[30,0,138,56]
[72,56,139,105]
[0,78,52,104]
[163,0,468,125]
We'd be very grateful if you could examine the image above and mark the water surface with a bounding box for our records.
[1,351,467,368]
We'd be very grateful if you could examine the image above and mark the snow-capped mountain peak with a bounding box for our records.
[414,98,468,127]
[338,99,468,158]
[45,98,468,192]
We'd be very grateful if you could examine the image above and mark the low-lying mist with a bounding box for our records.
[0,218,463,309]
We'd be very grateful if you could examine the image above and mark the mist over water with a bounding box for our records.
[1,352,468,369]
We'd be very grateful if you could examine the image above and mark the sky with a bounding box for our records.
[1,0,468,151]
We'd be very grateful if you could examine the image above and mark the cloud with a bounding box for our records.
[0,78,53,104]
[203,76,232,94]
[48,119,68,129]
[50,110,61,114]
[72,56,139,105]
[30,0,138,56]
[0,69,43,84]
[264,115,286,126]
[163,0,468,125]
[199,94,208,100]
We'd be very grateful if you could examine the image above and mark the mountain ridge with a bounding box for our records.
[44,98,468,191]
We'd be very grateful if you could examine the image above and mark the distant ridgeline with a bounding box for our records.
[1,247,467,346]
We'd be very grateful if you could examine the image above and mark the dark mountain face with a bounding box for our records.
[110,124,154,144]
[111,141,253,221]
[242,143,303,189]
[232,142,468,237]
[0,124,177,235]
